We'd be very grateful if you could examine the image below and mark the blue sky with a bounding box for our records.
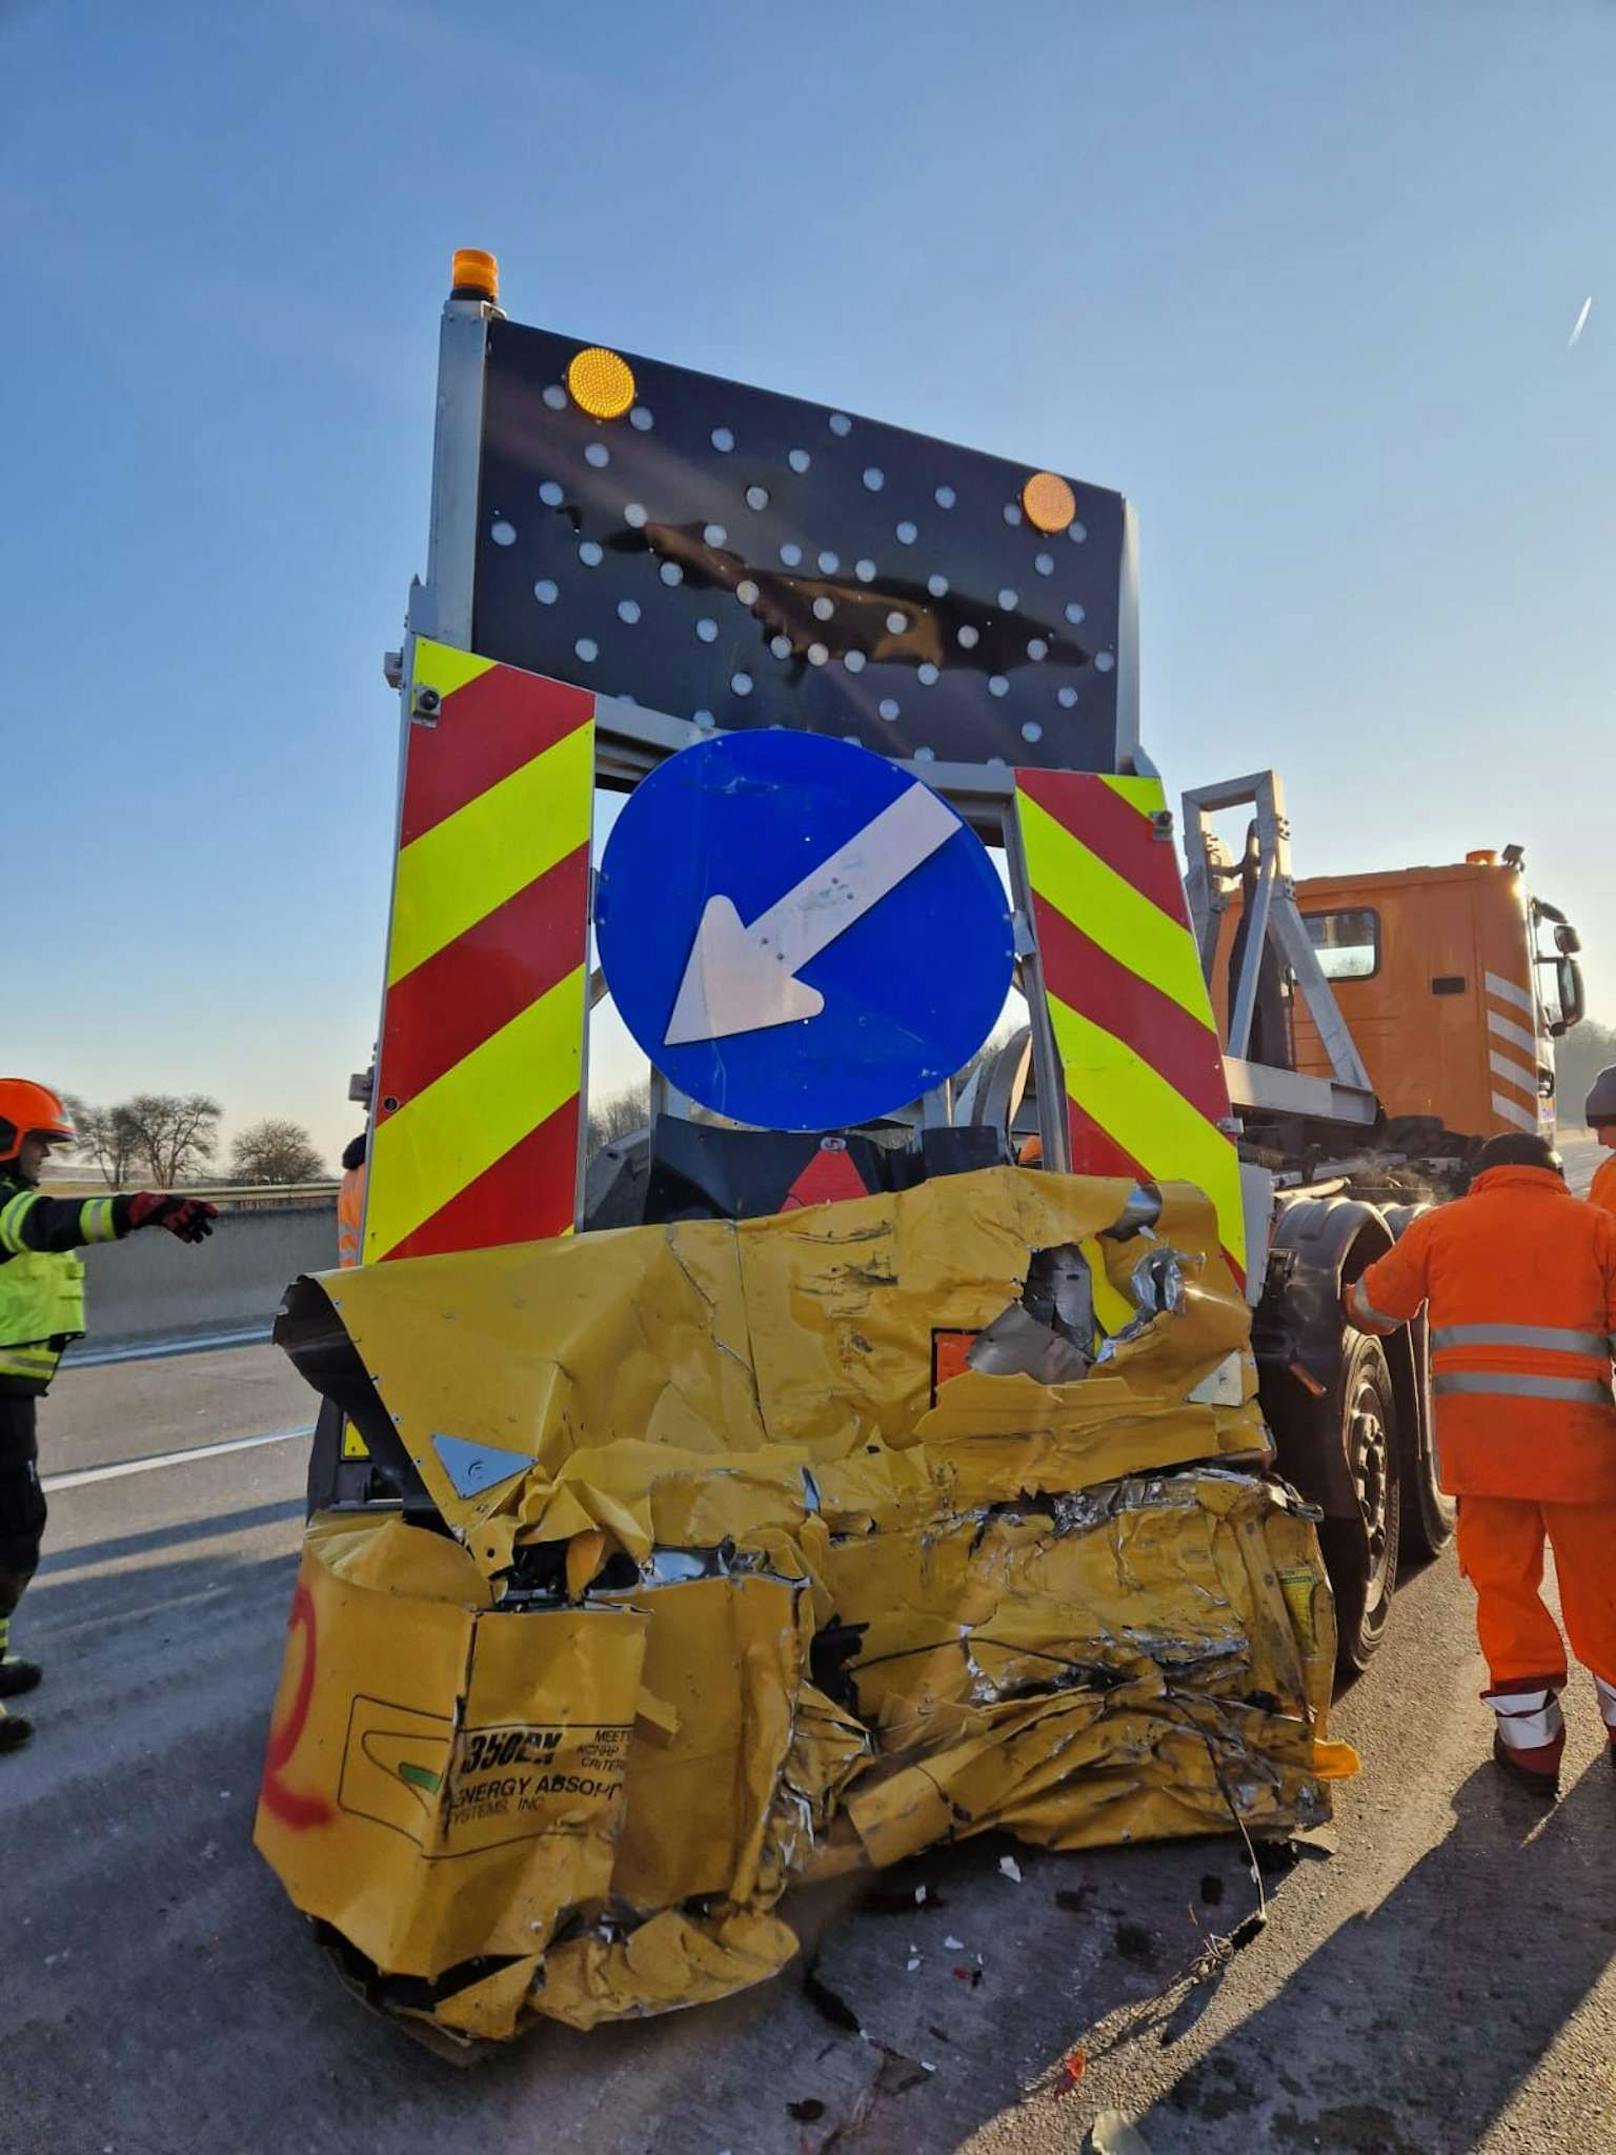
[4,1,1613,1168]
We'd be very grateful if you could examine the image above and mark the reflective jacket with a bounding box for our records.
[1347,1165,1616,1503]
[1591,1155,1616,1219]
[337,1165,365,1268]
[0,1175,127,1394]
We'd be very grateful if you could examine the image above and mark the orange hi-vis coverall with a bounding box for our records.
[336,1165,365,1270]
[1591,1152,1616,1219]
[1347,1165,1616,1773]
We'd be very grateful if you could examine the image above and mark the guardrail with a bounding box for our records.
[40,1181,339,1212]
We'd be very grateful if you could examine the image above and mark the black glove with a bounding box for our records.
[126,1192,219,1243]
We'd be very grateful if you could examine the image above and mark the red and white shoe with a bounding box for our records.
[1484,1682,1565,1795]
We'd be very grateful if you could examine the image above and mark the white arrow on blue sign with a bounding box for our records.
[594,731,1015,1132]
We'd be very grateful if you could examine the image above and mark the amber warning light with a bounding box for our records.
[450,248,500,302]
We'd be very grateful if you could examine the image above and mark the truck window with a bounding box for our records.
[1304,907,1379,981]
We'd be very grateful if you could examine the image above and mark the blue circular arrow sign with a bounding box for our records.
[595,731,1015,1131]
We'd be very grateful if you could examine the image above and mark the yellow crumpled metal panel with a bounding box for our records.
[255,1167,1345,2042]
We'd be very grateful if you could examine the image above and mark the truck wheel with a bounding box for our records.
[1401,1422,1456,1559]
[1318,1333,1401,1677]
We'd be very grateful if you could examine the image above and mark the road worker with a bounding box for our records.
[337,1132,367,1268]
[0,1081,218,1755]
[1344,1130,1616,1793]
[1586,1066,1616,1216]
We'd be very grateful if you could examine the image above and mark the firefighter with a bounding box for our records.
[1343,1130,1616,1792]
[336,1132,367,1268]
[0,1081,218,1754]
[1586,1066,1616,1215]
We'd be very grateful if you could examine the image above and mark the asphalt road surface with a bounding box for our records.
[4,1200,1614,2155]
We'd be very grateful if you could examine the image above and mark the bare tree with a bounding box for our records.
[122,1094,223,1187]
[587,1083,651,1155]
[228,1118,327,1185]
[63,1097,144,1188]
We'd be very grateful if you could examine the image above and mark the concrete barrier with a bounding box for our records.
[76,1201,338,1350]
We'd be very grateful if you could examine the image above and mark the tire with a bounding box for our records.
[1400,1402,1457,1561]
[1317,1332,1402,1678]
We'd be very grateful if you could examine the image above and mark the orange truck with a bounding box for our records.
[1179,770,1586,1664]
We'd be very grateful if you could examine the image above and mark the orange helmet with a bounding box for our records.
[0,1080,78,1164]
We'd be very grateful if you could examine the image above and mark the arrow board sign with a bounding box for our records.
[595,731,1015,1132]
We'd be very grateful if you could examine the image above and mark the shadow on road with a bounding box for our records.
[1133,1758,1616,2152]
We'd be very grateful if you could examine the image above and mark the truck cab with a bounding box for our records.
[1211,850,1584,1157]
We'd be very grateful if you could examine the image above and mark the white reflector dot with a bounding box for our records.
[660,561,684,586]
[584,442,610,469]
[829,412,852,436]
[575,638,598,662]
[746,485,769,511]
[490,519,516,546]
[711,427,735,451]
[989,675,1009,697]
[957,625,979,649]
[1022,721,1043,742]
[918,662,939,685]
[618,599,641,624]
[934,484,956,509]
[896,520,917,544]
[623,501,647,527]
[579,540,603,566]
[539,481,564,507]
[863,467,884,491]
[780,542,803,566]
[789,449,811,473]
[813,596,835,621]
[879,697,900,720]
[534,578,559,604]
[886,610,908,634]
[844,650,867,673]
[696,618,718,643]
[731,672,753,694]
[1095,651,1115,672]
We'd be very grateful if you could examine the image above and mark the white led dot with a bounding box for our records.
[711,427,735,452]
[1021,721,1043,743]
[1095,651,1115,672]
[618,599,641,624]
[584,442,610,469]
[534,578,559,604]
[579,540,603,566]
[928,574,949,598]
[696,617,718,643]
[789,448,811,473]
[1002,503,1023,526]
[703,523,727,548]
[490,519,516,546]
[542,384,567,409]
[818,549,840,573]
[828,412,852,436]
[770,635,792,659]
[623,501,647,528]
[539,481,564,507]
[917,662,939,685]
[731,671,753,695]
[844,649,867,673]
[629,406,654,431]
[745,485,769,511]
[989,675,1009,697]
[813,596,835,621]
[863,467,885,491]
[693,707,715,727]
[856,558,877,582]
[886,610,908,634]
[1058,686,1079,708]
[1068,521,1087,543]
[934,484,956,509]
[660,561,684,586]
[575,638,598,662]
[879,697,900,720]
[808,642,829,665]
[895,520,917,544]
[736,579,760,606]
[1035,553,1055,576]
[915,745,936,763]
[957,625,979,649]
[999,588,1019,610]
[1027,638,1048,661]
[780,542,802,567]
[1065,601,1086,625]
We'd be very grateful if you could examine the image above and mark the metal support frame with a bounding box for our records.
[1181,770,1377,1127]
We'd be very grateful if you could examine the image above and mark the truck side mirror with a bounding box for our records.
[1554,923,1582,956]
[1553,957,1585,1034]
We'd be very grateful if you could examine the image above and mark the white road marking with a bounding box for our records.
[43,1425,314,1494]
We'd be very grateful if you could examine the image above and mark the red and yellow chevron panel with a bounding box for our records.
[1015,770,1245,1278]
[364,640,595,1264]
